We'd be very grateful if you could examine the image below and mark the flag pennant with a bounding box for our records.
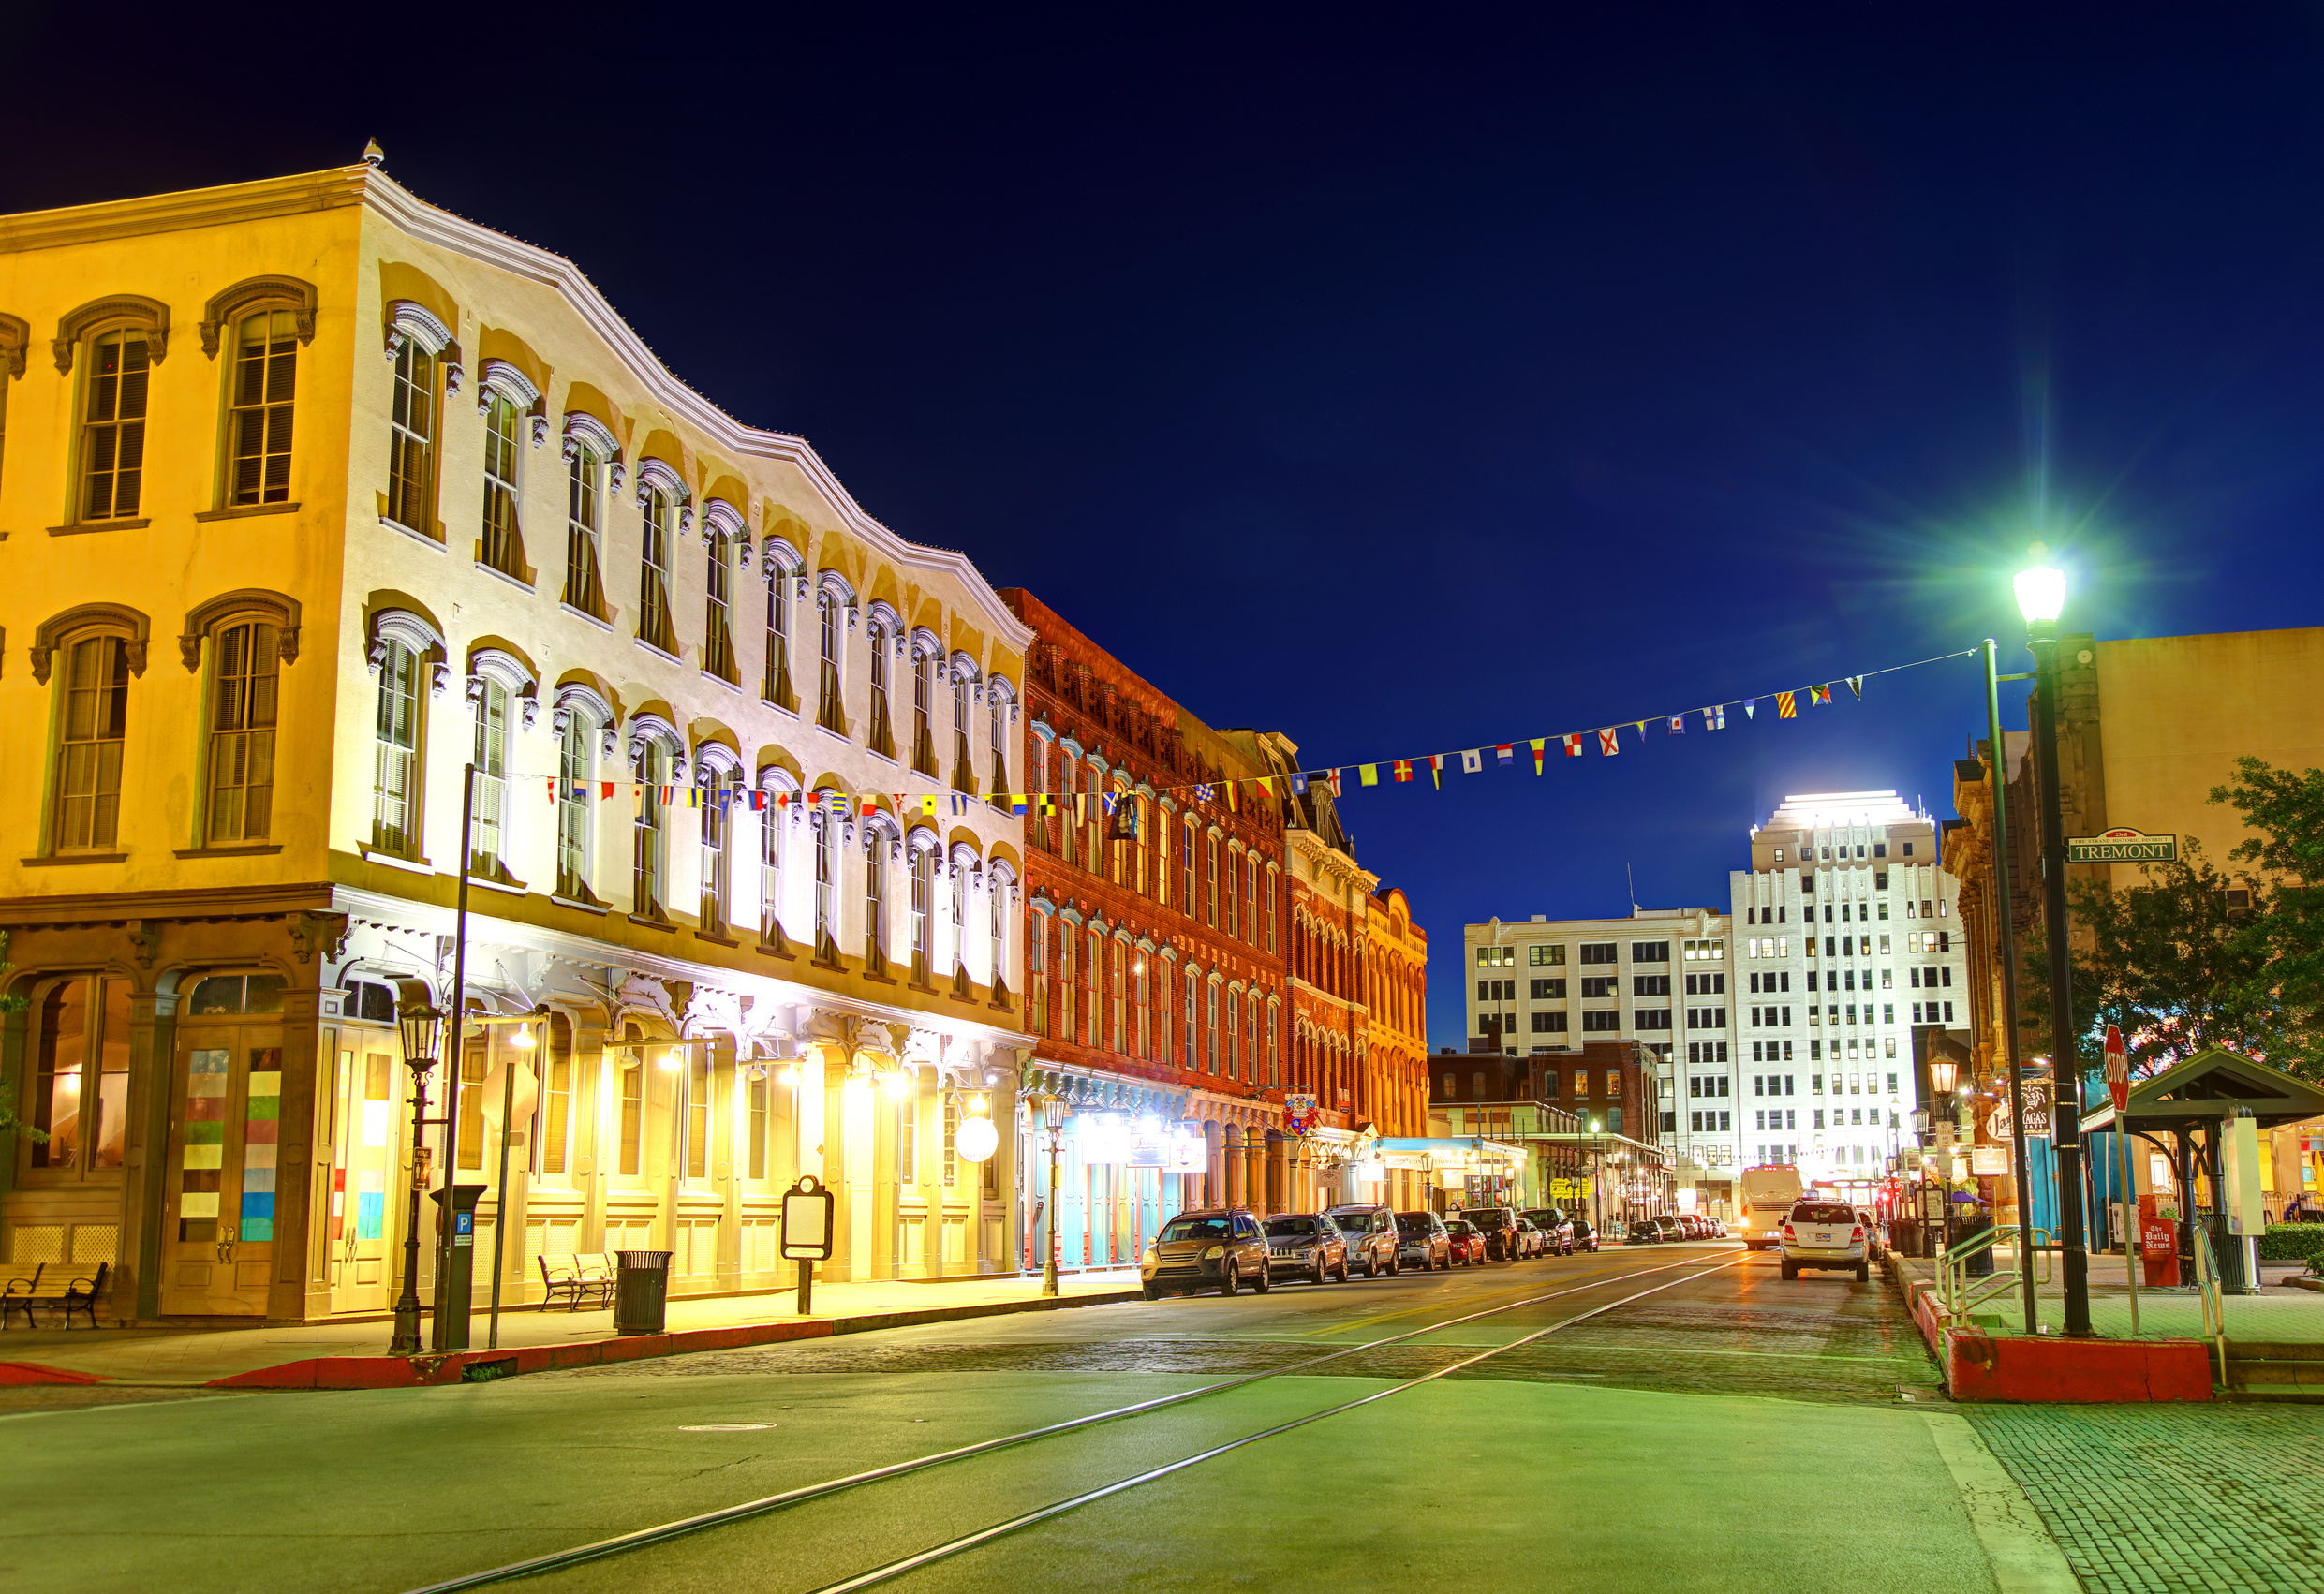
[952,794,971,816]
[917,794,936,816]
[1633,720,1650,740]
[1598,728,1621,757]
[1562,733,1583,757]
[1011,794,1029,817]
[1530,738,1546,774]
[1667,716,1686,735]
[775,790,792,812]
[600,781,616,801]
[750,790,769,812]
[686,787,701,809]
[1255,775,1276,796]
[1358,764,1379,787]
[1225,781,1240,812]
[546,778,558,804]
[1325,768,1343,797]
[659,784,676,806]
[858,795,879,818]
[1393,760,1414,783]
[1428,754,1445,789]
[1459,749,1483,775]
[1289,772,1310,795]
[1101,791,1118,816]
[1845,675,1864,700]
[1106,792,1140,843]
[1194,782,1215,803]
[1741,699,1757,720]
[1809,683,1832,706]
[1702,706,1725,731]
[1496,744,1515,766]
[1778,691,1798,719]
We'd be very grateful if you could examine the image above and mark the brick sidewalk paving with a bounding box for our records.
[1967,1403,2324,1594]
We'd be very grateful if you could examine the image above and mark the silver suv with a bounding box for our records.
[1778,1199,1870,1283]
[1323,1204,1400,1277]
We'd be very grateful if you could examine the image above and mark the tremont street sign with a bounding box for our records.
[2065,827,2179,863]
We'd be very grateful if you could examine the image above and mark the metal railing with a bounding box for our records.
[2190,1223,2229,1385]
[1938,1223,2051,1323]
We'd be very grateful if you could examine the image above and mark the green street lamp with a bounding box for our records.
[1039,1094,1068,1298]
[2016,546,2093,1336]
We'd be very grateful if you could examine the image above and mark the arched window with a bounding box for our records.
[866,613,896,759]
[816,588,846,734]
[703,528,738,684]
[630,739,672,920]
[1132,943,1150,1058]
[1184,967,1200,1070]
[479,390,527,579]
[951,855,971,981]
[551,695,602,904]
[1206,979,1221,1074]
[468,674,511,878]
[1059,914,1078,1041]
[698,761,737,934]
[1108,937,1125,1054]
[1181,819,1196,908]
[560,415,616,618]
[384,302,451,535]
[989,865,1014,1003]
[1029,906,1051,1037]
[949,664,975,794]
[909,838,934,984]
[51,628,133,852]
[227,309,299,508]
[1058,752,1080,867]
[637,482,677,653]
[182,591,297,848]
[1206,834,1220,928]
[862,817,891,972]
[986,678,1013,800]
[813,803,842,958]
[757,770,797,949]
[1264,865,1279,954]
[910,634,940,776]
[365,608,440,860]
[762,549,801,711]
[80,326,154,523]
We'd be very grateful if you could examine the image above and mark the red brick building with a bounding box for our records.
[999,590,1292,1268]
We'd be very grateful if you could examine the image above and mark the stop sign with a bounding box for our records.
[2104,1024,2130,1114]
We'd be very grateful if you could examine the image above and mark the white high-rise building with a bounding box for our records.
[1729,791,1964,1191]
[1465,788,1971,1220]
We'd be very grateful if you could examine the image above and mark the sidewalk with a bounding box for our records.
[1906,1247,2324,1340]
[0,1269,1143,1390]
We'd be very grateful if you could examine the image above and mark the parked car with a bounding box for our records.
[1263,1213,1349,1286]
[1779,1199,1871,1283]
[1853,1207,1885,1262]
[1569,1217,1600,1252]
[1521,1208,1577,1255]
[1443,1218,1488,1266]
[1512,1216,1548,1258]
[1324,1204,1401,1277]
[1394,1211,1453,1272]
[1460,1207,1525,1261]
[1698,1215,1726,1239]
[1144,1208,1273,1298]
[1626,1218,1664,1244]
[1652,1216,1684,1243]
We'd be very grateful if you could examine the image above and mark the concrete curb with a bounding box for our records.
[12,1288,1147,1392]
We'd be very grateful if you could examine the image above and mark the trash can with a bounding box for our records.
[614,1249,674,1336]
[1960,1211,1994,1277]
[2200,1215,2249,1292]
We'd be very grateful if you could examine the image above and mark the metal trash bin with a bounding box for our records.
[614,1249,674,1336]
[2200,1215,2249,1292]
[1960,1212,1994,1277]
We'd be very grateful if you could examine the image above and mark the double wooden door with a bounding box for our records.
[159,1026,282,1315]
[328,1047,399,1313]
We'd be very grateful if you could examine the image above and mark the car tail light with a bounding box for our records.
[1849,1226,1865,1241]
[1781,1224,1795,1239]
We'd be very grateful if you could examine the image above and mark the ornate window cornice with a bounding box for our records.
[180,588,301,671]
[0,312,27,379]
[199,275,317,357]
[32,602,150,684]
[367,605,450,697]
[382,299,456,363]
[54,294,170,374]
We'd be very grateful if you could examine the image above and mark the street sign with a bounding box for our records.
[2104,1024,2130,1114]
[2065,827,2179,863]
[780,1174,835,1261]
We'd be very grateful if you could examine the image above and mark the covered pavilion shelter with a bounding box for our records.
[2080,1046,2324,1285]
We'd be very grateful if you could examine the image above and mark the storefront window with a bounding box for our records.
[30,978,131,1173]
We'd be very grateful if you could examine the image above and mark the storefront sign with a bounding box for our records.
[1985,1077,2051,1143]
[1970,1146,2010,1175]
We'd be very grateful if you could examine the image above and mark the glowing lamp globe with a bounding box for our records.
[2013,564,2066,627]
[955,1114,999,1164]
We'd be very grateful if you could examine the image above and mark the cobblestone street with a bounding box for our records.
[1969,1402,2324,1594]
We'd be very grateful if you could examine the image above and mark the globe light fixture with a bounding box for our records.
[2013,548,2067,629]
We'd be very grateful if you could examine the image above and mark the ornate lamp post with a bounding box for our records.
[390,995,443,1355]
[2015,550,2093,1336]
[1040,1093,1068,1297]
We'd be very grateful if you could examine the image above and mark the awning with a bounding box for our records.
[2080,1046,2324,1136]
[1370,1136,1528,1173]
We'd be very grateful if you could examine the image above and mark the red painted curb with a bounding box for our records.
[1943,1326,2213,1402]
[0,1361,106,1386]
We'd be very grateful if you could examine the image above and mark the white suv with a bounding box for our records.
[1777,1199,1870,1283]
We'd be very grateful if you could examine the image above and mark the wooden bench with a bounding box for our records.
[537,1253,615,1310]
[1,1262,109,1329]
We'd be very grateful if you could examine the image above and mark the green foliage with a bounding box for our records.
[2020,837,2287,1075]
[2257,1223,2324,1264]
[2211,757,2324,1076]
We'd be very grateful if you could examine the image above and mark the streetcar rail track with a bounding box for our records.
[406,1250,1741,1594]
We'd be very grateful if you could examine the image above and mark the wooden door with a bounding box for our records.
[160,1030,283,1315]
[329,1049,397,1313]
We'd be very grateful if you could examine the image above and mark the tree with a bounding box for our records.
[2020,837,2288,1078]
[2211,756,2324,1074]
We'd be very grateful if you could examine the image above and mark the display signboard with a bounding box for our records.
[2065,827,2179,863]
[780,1174,835,1261]
[1985,1077,2051,1142]
[1971,1146,2011,1175]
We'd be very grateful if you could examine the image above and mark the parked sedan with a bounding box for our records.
[1443,1218,1488,1266]
[1143,1208,1273,1298]
[1394,1211,1453,1272]
[1626,1218,1665,1244]
[1569,1217,1600,1253]
[1263,1214,1349,1285]
[1512,1217,1548,1259]
[1652,1216,1684,1243]
[1522,1207,1577,1256]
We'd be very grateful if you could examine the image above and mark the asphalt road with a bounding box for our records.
[1,1243,2072,1594]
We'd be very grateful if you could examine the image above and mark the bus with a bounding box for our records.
[1739,1165,1806,1250]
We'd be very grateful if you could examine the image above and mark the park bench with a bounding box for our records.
[1,1262,110,1329]
[537,1252,615,1309]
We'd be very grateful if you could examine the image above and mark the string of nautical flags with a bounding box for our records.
[519,647,1976,818]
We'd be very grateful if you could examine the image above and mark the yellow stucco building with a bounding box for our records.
[0,158,1034,1324]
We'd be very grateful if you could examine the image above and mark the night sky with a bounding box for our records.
[13,7,2324,1046]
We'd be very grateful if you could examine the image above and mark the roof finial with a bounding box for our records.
[362,137,386,168]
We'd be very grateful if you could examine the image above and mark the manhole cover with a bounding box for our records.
[678,1423,775,1431]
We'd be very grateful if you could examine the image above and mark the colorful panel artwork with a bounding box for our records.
[241,1057,282,1242]
[181,1049,230,1241]
[357,1171,385,1240]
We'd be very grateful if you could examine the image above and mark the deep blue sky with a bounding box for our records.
[14,6,2323,1046]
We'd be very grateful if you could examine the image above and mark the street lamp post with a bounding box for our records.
[1930,1058,1958,1257]
[1040,1094,1067,1297]
[390,995,443,1356]
[2015,551,2093,1336]
[1980,639,2044,1337]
